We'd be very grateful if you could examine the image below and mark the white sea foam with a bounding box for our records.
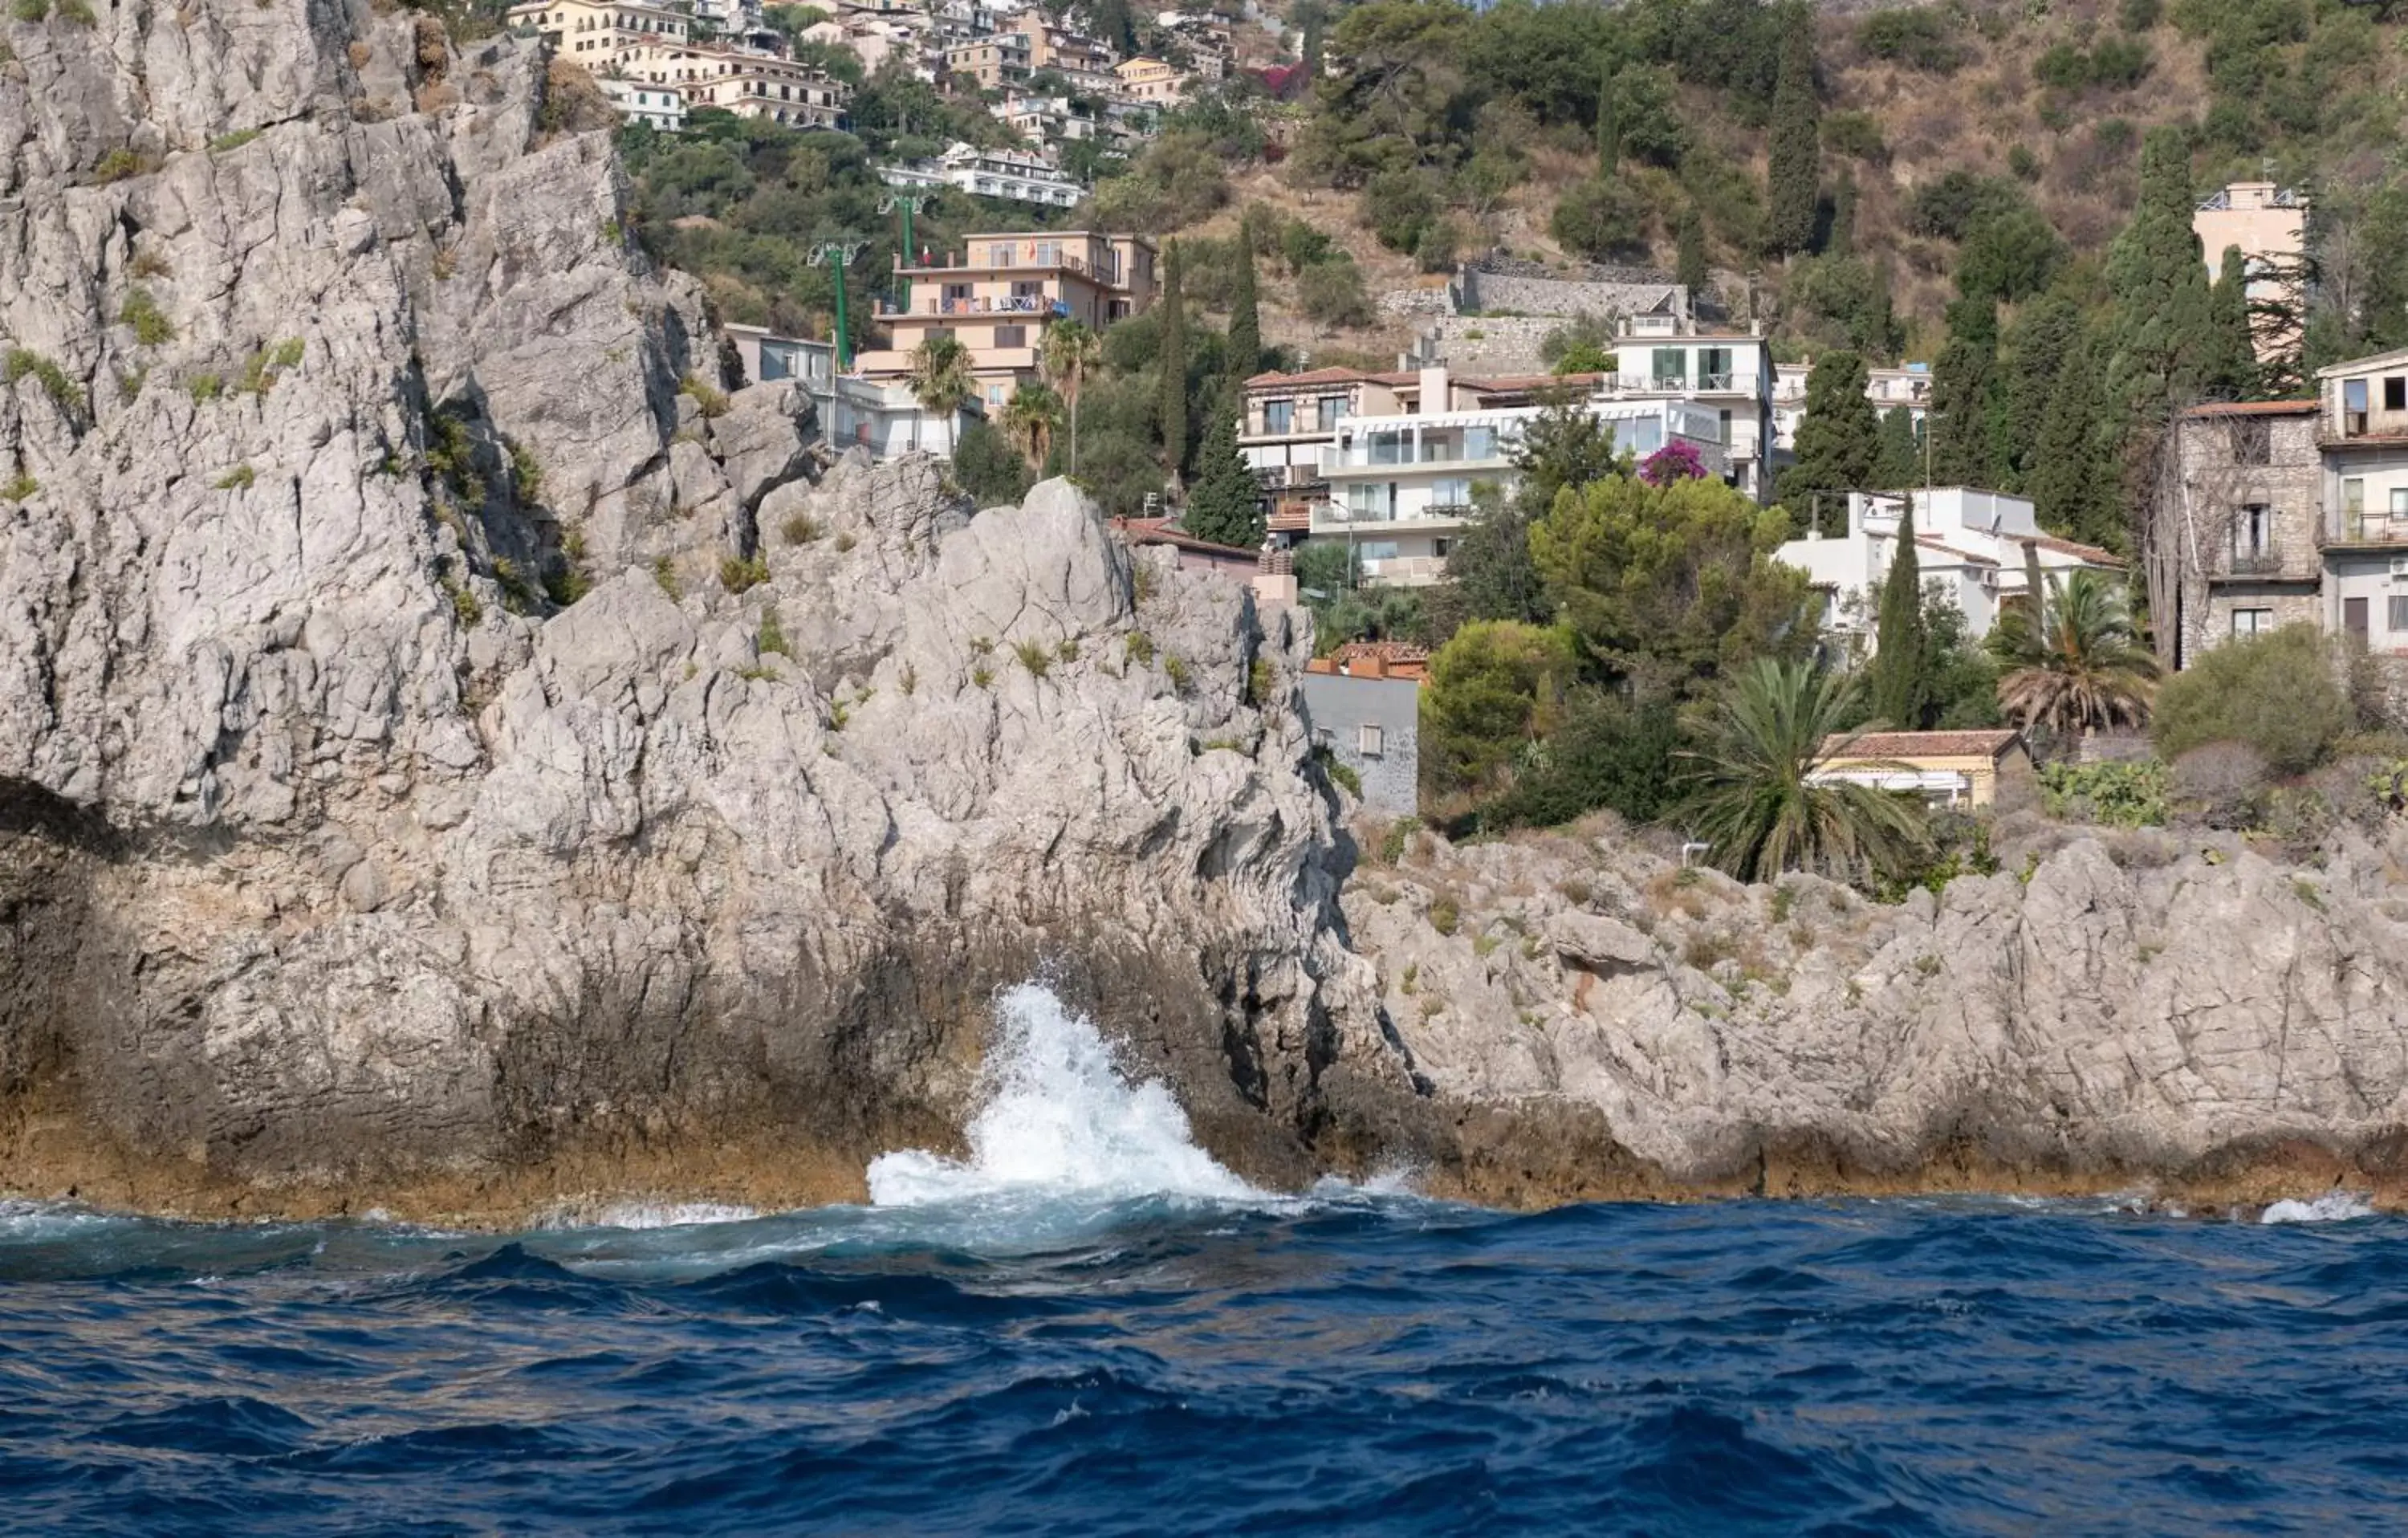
[867,983,1264,1208]
[2260,1192,2379,1225]
[535,1199,762,1231]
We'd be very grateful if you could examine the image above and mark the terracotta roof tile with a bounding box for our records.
[2028,534,2124,564]
[1821,730,2024,760]
[1331,640,1430,665]
[2182,400,2319,417]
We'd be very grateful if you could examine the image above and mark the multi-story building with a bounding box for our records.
[508,0,694,71]
[600,76,686,130]
[1011,14,1114,75]
[2315,351,2408,657]
[854,231,1159,412]
[937,142,1083,207]
[1771,360,1931,456]
[943,31,1031,88]
[2163,400,2322,669]
[1778,489,2122,653]
[1609,313,1778,502]
[726,324,986,458]
[1269,365,1724,587]
[2194,182,2308,364]
[1112,55,1186,105]
[677,54,852,128]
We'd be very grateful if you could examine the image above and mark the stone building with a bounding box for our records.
[2164,401,2322,670]
[1300,672,1421,815]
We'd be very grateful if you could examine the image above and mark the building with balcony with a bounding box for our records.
[853,231,1159,412]
[508,0,693,67]
[722,324,982,459]
[2195,182,2308,365]
[2163,400,2322,669]
[1772,360,1931,455]
[679,54,852,127]
[1609,314,1777,502]
[600,77,686,130]
[1302,369,1723,587]
[1011,15,1116,75]
[1778,489,2123,654]
[943,32,1031,87]
[885,142,1083,209]
[1113,55,1186,105]
[2315,350,2408,658]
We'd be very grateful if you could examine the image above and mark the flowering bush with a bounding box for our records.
[1637,438,1708,486]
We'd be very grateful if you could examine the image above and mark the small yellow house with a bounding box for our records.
[1812,730,2032,808]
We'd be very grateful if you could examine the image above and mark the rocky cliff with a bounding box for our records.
[0,0,1411,1215]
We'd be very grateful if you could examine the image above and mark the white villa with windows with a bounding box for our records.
[1609,314,1777,502]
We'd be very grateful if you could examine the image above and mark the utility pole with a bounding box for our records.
[879,193,934,314]
[808,239,868,373]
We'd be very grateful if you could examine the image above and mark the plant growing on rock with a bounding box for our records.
[212,464,255,490]
[0,473,36,502]
[120,288,174,347]
[4,349,85,417]
[1013,638,1053,677]
[1674,657,1930,883]
[678,372,730,420]
[2151,625,2353,776]
[718,555,769,593]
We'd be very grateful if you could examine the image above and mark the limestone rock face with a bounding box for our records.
[1346,819,2408,1198]
[0,0,1401,1211]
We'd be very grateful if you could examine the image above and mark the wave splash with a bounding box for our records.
[867,983,1263,1208]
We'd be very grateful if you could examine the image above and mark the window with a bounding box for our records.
[1357,540,1400,560]
[1430,478,1472,507]
[1263,399,1292,433]
[2235,504,2269,555]
[2231,608,2273,637]
[1319,395,1348,429]
[2393,487,2408,520]
[985,383,1007,406]
[1698,347,1734,389]
[1463,425,1495,460]
[2229,418,2271,465]
[2388,377,2406,413]
[2347,379,2370,434]
[1651,348,1687,389]
[1432,538,1452,558]
[994,325,1026,349]
[1358,723,1385,757]
[2346,478,2367,524]
[2391,596,2408,633]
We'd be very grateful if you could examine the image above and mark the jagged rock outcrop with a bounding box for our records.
[1348,818,2408,1205]
[0,0,1407,1215]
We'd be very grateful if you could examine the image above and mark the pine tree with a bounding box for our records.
[2207,243,2259,399]
[1676,203,1707,297]
[1780,351,1882,531]
[1182,393,1263,548]
[1870,517,1929,730]
[2105,128,2219,425]
[1595,65,1620,173]
[1227,238,1261,390]
[1767,10,1820,257]
[1158,239,1188,477]
[1930,296,2003,487]
[1830,165,1857,258]
[1875,405,1921,489]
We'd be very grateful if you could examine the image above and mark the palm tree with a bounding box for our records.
[907,334,974,455]
[999,384,1061,470]
[1040,319,1101,474]
[1988,568,2158,738]
[1674,657,1930,883]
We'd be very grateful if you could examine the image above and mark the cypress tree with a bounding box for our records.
[1875,405,1920,489]
[2359,188,2408,352]
[1930,296,2002,487]
[1182,394,1263,548]
[1227,238,1261,389]
[2105,128,2219,424]
[1781,350,1882,531]
[1596,65,1620,173]
[1871,516,1929,730]
[1767,10,1820,257]
[2207,243,2259,399]
[1830,165,1857,258]
[1999,295,2085,490]
[1158,239,1188,477]
[1676,203,1707,297]
[2028,330,2120,551]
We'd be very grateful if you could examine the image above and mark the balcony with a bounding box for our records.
[1310,502,1478,536]
[1251,462,1324,491]
[2215,544,2290,577]
[2328,515,2408,547]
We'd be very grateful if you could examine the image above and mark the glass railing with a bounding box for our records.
[2333,515,2408,545]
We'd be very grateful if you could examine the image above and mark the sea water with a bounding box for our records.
[3,987,2406,1534]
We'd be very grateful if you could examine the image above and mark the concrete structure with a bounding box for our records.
[1111,519,1260,580]
[509,0,694,71]
[1778,489,2123,653]
[856,231,1159,412]
[600,76,686,130]
[2194,182,2308,364]
[1320,640,1430,683]
[723,326,981,460]
[2316,350,2408,659]
[677,53,851,127]
[1010,14,1115,75]
[1610,313,1778,502]
[942,31,1030,87]
[1812,730,2032,809]
[1453,258,1689,334]
[2164,400,2323,669]
[1300,672,1421,815]
[927,142,1084,208]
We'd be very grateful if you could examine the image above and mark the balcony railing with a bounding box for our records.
[2223,545,2285,575]
[2331,515,2408,546]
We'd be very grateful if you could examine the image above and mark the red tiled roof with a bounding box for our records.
[2028,534,2123,565]
[2181,400,2319,417]
[1822,730,2024,760]
[1332,640,1430,665]
[1245,366,1376,389]
[1113,519,1257,559]
[1914,535,2000,567]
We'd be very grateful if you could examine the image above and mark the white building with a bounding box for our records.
[724,324,985,460]
[1772,360,1932,454]
[600,76,686,130]
[1313,373,1726,586]
[1777,488,2123,652]
[881,142,1083,209]
[1609,314,1777,502]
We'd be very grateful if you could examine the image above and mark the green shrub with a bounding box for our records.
[782,512,823,545]
[0,474,35,502]
[506,437,543,502]
[2038,759,2170,828]
[9,0,47,22]
[1427,894,1460,936]
[2152,625,2353,775]
[212,464,255,490]
[120,287,174,346]
[1125,632,1155,668]
[55,0,92,22]
[92,149,147,184]
[1378,816,1421,865]
[4,349,85,416]
[1858,7,1966,73]
[444,576,482,625]
[679,373,730,419]
[1247,657,1273,706]
[652,556,681,599]
[755,606,791,657]
[209,129,262,154]
[1013,638,1052,677]
[187,372,224,403]
[718,554,769,592]
[1311,744,1362,799]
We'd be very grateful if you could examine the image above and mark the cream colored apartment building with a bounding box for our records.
[508,0,693,70]
[855,232,1160,411]
[1112,55,1186,105]
[2193,181,2308,364]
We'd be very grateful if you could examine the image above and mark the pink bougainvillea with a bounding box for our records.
[1637,438,1709,486]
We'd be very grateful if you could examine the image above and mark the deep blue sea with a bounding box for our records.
[6,987,2406,1535]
